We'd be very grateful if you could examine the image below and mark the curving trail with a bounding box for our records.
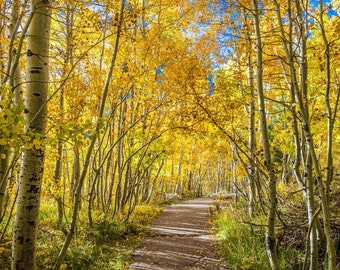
[128,197,228,270]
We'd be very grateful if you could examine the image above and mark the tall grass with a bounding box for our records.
[0,202,162,269]
[214,209,269,269]
[213,203,301,270]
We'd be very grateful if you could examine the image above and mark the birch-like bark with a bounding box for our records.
[296,2,335,268]
[144,159,164,203]
[316,2,337,268]
[271,1,321,268]
[11,0,50,269]
[296,6,321,267]
[241,9,257,217]
[304,152,318,269]
[319,0,334,194]
[9,0,24,104]
[272,0,336,268]
[252,0,279,268]
[0,0,23,219]
[114,100,127,215]
[0,148,9,218]
[247,46,256,217]
[53,4,74,225]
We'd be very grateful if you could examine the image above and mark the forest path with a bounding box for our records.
[127,197,228,270]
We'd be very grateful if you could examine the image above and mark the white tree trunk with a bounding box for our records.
[11,1,50,269]
[252,0,279,268]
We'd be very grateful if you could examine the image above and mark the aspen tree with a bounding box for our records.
[0,145,9,219]
[11,0,51,269]
[9,0,24,105]
[0,0,24,219]
[252,0,279,268]
[272,0,337,268]
[0,0,7,221]
[53,4,74,226]
[296,4,320,266]
[315,1,337,268]
[242,10,257,217]
[53,0,126,268]
[271,1,319,267]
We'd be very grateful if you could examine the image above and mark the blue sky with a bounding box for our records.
[311,0,339,16]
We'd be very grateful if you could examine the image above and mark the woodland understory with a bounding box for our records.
[0,0,340,269]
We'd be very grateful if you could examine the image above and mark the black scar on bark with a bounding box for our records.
[18,236,24,244]
[266,236,277,254]
[25,205,34,211]
[30,69,41,74]
[27,184,40,194]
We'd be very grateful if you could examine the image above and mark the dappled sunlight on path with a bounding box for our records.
[128,198,228,270]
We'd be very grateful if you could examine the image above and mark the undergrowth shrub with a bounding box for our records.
[129,204,162,225]
[213,202,301,270]
[214,209,269,269]
[0,202,163,269]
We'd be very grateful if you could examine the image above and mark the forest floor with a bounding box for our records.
[127,197,229,270]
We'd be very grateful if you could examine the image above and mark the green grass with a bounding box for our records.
[0,202,162,269]
[214,210,269,270]
[213,203,301,270]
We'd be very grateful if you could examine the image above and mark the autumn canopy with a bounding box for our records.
[0,0,339,269]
